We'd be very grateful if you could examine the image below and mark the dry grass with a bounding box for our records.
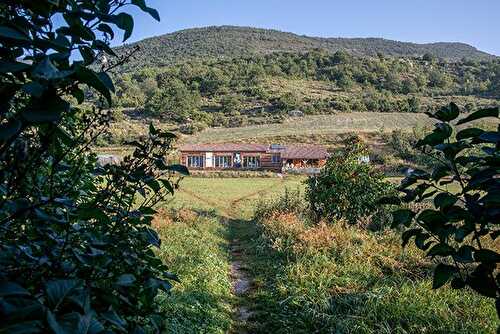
[243,208,498,333]
[186,112,433,144]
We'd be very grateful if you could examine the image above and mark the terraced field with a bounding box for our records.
[187,112,433,144]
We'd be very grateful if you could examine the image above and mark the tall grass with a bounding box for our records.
[243,198,498,333]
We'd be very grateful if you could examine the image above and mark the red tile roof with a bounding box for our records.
[282,145,329,160]
[179,143,329,160]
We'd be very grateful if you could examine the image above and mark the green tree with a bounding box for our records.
[407,96,421,113]
[337,72,355,90]
[401,78,419,94]
[306,136,393,224]
[428,69,452,89]
[276,92,301,112]
[0,1,188,332]
[146,78,201,122]
[422,53,436,62]
[220,94,243,114]
[332,50,351,65]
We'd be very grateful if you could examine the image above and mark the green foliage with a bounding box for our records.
[113,26,495,72]
[0,1,189,333]
[387,102,500,320]
[255,188,307,221]
[275,92,301,113]
[145,78,201,122]
[305,135,394,225]
[220,94,243,114]
[386,128,436,168]
[109,46,499,130]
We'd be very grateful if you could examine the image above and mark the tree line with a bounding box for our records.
[110,49,500,129]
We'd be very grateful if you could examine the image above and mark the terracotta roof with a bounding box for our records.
[179,143,268,152]
[180,143,329,160]
[282,145,329,160]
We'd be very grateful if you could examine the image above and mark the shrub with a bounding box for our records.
[0,2,190,333]
[178,121,207,135]
[306,135,394,225]
[383,102,500,322]
[386,128,435,168]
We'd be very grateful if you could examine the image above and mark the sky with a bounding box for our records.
[116,0,500,56]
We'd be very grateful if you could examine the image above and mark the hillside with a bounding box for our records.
[110,48,500,133]
[114,26,495,71]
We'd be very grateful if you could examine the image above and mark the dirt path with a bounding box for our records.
[229,235,254,333]
[181,183,283,332]
[227,220,257,334]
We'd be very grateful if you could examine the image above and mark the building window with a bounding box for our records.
[243,156,260,168]
[187,155,204,168]
[272,154,281,164]
[215,155,232,168]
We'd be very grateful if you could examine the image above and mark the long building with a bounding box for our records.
[179,143,329,172]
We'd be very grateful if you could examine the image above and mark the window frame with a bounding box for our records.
[187,155,204,168]
[243,156,260,168]
[214,155,232,168]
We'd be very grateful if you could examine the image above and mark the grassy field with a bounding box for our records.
[153,177,305,333]
[186,112,433,144]
[169,176,306,219]
[152,176,498,333]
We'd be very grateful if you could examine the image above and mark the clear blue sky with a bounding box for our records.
[119,0,499,55]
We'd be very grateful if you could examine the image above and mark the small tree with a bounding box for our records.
[220,94,242,114]
[145,78,201,122]
[383,102,499,320]
[306,135,393,225]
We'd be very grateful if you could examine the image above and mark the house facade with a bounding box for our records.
[179,143,329,172]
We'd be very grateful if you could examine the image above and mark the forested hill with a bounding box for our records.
[114,26,495,71]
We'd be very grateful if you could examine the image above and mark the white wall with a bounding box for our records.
[205,152,213,168]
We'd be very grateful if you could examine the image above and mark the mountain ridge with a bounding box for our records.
[114,25,495,72]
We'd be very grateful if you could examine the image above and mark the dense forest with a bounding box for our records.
[110,48,500,131]
[114,26,496,71]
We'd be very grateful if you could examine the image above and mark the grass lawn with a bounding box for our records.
[155,212,234,334]
[170,176,306,218]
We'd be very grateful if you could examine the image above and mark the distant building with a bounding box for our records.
[288,109,304,117]
[358,155,370,164]
[179,143,329,172]
[96,154,122,166]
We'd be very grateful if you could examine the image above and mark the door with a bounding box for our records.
[205,152,213,168]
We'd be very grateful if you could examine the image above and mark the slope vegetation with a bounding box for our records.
[114,26,495,71]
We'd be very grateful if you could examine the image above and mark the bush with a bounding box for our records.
[386,128,436,168]
[385,102,500,322]
[305,135,394,225]
[178,121,207,135]
[0,2,190,333]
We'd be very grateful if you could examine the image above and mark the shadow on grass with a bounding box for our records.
[160,289,233,333]
[156,210,235,333]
